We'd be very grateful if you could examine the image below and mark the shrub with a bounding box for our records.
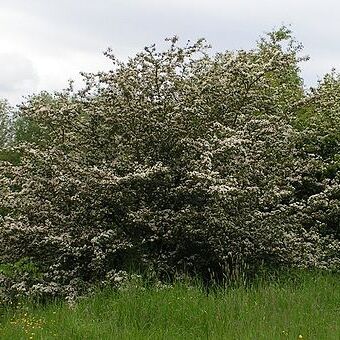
[0,27,339,300]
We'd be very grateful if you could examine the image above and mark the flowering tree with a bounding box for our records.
[0,27,339,300]
[293,72,340,242]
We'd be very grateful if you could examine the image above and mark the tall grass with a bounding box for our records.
[0,271,339,339]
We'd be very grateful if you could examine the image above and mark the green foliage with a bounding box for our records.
[0,258,42,280]
[292,71,340,240]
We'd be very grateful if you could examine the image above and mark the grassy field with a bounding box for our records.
[0,271,339,339]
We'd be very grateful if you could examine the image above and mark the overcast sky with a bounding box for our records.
[1,0,339,105]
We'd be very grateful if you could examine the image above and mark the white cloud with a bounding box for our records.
[0,53,38,104]
[0,0,340,104]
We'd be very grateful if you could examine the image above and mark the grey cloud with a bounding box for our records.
[0,53,39,103]
[1,0,340,102]
[3,1,340,56]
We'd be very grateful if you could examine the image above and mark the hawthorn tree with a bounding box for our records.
[0,27,339,301]
[293,72,340,241]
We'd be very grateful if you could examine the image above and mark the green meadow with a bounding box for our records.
[1,271,339,340]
